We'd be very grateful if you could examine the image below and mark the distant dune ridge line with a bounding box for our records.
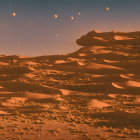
[76,30,140,46]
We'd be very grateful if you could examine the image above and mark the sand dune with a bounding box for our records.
[90,46,106,50]
[0,110,9,115]
[108,94,118,98]
[114,35,135,40]
[104,59,120,63]
[78,53,87,56]
[2,97,27,107]
[24,73,37,78]
[120,74,132,79]
[68,57,80,62]
[91,49,111,54]
[88,99,111,108]
[55,60,67,64]
[60,89,72,95]
[25,92,52,99]
[22,61,38,66]
[112,82,125,89]
[77,61,85,66]
[0,62,9,66]
[134,97,140,104]
[93,36,108,41]
[86,62,123,70]
[91,74,105,78]
[126,80,140,87]
[0,86,4,89]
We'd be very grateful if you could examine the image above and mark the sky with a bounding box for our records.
[0,0,140,56]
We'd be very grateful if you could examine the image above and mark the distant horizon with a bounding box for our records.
[0,29,139,57]
[0,0,140,56]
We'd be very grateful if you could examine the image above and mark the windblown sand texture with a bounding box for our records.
[0,31,140,139]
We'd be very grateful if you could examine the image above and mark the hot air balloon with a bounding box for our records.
[12,12,16,17]
[70,16,74,20]
[106,7,109,11]
[53,14,58,19]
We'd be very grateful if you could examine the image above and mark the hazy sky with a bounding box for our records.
[0,0,140,56]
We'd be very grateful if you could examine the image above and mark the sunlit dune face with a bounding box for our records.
[68,57,80,61]
[120,74,131,79]
[90,46,106,50]
[108,94,118,98]
[0,110,9,115]
[126,80,140,87]
[77,61,85,66]
[93,30,101,33]
[55,60,67,64]
[93,37,108,41]
[0,86,3,89]
[22,61,38,66]
[24,73,37,78]
[90,46,111,54]
[1,97,26,107]
[112,82,125,89]
[18,56,30,58]
[25,92,52,99]
[126,73,134,77]
[88,99,110,109]
[114,35,135,40]
[104,59,120,63]
[86,62,123,70]
[91,74,105,78]
[60,89,71,96]
[0,62,9,66]
[91,49,111,54]
[134,97,140,104]
[78,53,87,56]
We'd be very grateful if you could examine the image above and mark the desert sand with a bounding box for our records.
[0,31,140,139]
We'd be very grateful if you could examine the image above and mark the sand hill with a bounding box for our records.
[0,31,140,139]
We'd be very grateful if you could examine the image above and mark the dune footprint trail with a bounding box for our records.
[0,31,140,139]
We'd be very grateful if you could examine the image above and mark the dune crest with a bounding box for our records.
[114,35,134,40]
[60,89,72,95]
[86,62,123,70]
[88,99,110,108]
[112,82,124,89]
[126,80,140,87]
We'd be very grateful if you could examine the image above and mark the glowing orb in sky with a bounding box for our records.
[106,7,109,11]
[70,16,74,20]
[78,12,80,15]
[12,12,16,17]
[53,14,58,19]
